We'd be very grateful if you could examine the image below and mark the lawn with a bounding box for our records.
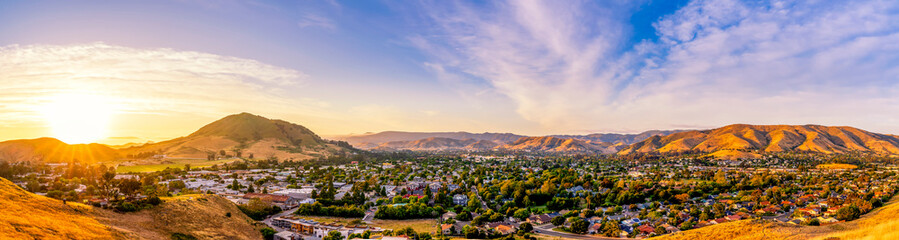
[116,158,239,173]
[816,163,858,170]
[294,216,438,233]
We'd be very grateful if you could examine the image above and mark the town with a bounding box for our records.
[2,152,897,240]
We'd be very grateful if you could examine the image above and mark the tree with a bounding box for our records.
[654,226,666,235]
[98,171,119,200]
[570,218,589,234]
[324,231,343,240]
[551,216,565,226]
[514,208,530,220]
[169,180,186,191]
[520,222,533,232]
[836,205,861,221]
[602,221,621,237]
[260,227,277,240]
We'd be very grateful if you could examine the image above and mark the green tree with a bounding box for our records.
[324,231,343,240]
[260,227,277,240]
[836,205,861,221]
[551,216,565,226]
[570,218,589,234]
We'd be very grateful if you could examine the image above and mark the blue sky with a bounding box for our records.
[1,0,898,142]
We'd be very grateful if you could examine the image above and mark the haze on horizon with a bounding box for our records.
[1,0,898,145]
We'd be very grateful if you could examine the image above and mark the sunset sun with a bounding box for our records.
[38,93,115,144]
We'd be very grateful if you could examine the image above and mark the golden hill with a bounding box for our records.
[653,196,899,240]
[373,137,499,151]
[120,112,351,161]
[0,177,262,240]
[619,124,899,157]
[94,195,262,240]
[0,137,119,163]
[501,136,615,153]
[0,177,114,239]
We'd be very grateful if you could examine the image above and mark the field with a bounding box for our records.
[815,163,858,170]
[116,158,239,173]
[297,216,438,233]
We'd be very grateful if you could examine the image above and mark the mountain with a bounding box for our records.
[0,177,261,240]
[372,137,499,151]
[120,112,350,160]
[552,130,686,145]
[619,124,899,157]
[0,138,120,163]
[336,131,526,149]
[500,136,616,153]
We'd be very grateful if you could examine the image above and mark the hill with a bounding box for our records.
[372,137,498,151]
[0,177,114,239]
[500,136,615,153]
[0,177,262,240]
[653,196,899,240]
[552,130,685,145]
[0,137,120,163]
[337,131,525,149]
[120,113,351,161]
[619,124,899,157]
[93,195,262,240]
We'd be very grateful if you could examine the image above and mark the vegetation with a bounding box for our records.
[237,198,282,220]
[295,202,364,218]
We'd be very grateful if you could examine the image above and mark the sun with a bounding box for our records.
[38,93,115,144]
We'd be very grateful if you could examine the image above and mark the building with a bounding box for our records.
[453,194,469,205]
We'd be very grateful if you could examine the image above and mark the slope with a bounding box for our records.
[0,177,114,240]
[619,124,899,157]
[653,196,899,240]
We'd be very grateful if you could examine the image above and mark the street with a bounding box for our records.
[263,206,298,232]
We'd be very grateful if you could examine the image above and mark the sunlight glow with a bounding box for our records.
[38,93,115,144]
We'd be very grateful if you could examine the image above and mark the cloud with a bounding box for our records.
[0,43,334,138]
[297,14,337,30]
[413,0,899,133]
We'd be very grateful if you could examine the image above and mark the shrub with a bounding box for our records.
[170,232,198,240]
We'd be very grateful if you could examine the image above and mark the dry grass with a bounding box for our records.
[0,177,114,240]
[654,196,899,240]
[92,194,263,240]
[297,216,438,233]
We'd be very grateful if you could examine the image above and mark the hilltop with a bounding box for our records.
[120,113,352,161]
[0,137,119,163]
[619,124,899,158]
[0,177,262,240]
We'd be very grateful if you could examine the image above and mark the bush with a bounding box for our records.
[239,199,283,220]
[116,202,138,212]
[261,227,277,240]
[171,232,198,240]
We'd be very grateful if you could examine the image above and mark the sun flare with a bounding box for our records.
[38,93,115,144]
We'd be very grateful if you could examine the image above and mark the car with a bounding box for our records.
[534,230,540,233]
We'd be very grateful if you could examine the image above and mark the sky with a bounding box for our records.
[1,0,898,144]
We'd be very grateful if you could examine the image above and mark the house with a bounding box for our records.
[588,223,603,234]
[636,224,655,235]
[274,231,299,240]
[494,225,516,235]
[441,224,456,235]
[527,214,552,224]
[453,194,469,205]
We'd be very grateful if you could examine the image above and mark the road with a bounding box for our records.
[533,223,634,240]
[363,207,375,223]
[263,206,298,232]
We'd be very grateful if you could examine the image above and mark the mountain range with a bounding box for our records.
[2,113,899,163]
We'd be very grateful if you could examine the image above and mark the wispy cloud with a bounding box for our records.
[413,0,899,133]
[298,14,337,30]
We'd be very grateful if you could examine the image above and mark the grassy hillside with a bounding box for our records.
[620,124,899,156]
[0,177,262,240]
[654,196,899,240]
[93,194,263,240]
[0,177,114,240]
[120,112,350,160]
